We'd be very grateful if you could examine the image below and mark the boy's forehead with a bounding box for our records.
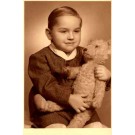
[55,15,81,28]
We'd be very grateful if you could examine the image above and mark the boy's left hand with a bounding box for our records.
[95,65,111,81]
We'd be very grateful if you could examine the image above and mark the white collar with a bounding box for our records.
[49,44,77,61]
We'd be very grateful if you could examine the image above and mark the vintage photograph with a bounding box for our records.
[24,1,111,129]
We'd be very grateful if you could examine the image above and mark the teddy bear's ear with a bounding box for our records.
[107,39,111,55]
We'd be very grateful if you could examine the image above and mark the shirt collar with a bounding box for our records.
[49,43,77,61]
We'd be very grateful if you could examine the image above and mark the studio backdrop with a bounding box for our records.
[24,1,111,127]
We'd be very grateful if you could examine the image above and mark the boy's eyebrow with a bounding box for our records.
[75,27,81,30]
[58,28,68,30]
[58,27,81,30]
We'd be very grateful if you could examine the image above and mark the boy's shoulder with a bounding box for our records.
[32,46,51,56]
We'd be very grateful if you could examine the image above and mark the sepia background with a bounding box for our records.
[24,1,111,127]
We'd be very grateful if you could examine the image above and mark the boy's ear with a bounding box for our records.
[45,28,52,40]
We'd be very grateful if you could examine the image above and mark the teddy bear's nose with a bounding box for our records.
[83,48,87,52]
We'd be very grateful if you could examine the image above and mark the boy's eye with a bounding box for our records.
[74,29,80,33]
[60,31,67,33]
[58,29,67,33]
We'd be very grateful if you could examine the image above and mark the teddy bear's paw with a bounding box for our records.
[63,66,80,79]
[67,121,84,128]
[68,67,81,79]
[92,99,102,109]
[84,122,107,128]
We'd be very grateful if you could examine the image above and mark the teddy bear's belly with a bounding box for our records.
[73,71,95,100]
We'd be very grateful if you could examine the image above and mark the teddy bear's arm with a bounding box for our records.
[34,94,64,112]
[63,66,81,79]
[92,80,106,109]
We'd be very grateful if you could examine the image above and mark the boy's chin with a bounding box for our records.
[64,49,75,54]
[64,47,78,52]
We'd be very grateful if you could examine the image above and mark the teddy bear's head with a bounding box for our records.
[83,39,111,64]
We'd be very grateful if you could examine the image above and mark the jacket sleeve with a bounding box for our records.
[28,54,72,106]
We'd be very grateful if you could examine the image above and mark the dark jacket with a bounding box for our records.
[28,46,85,119]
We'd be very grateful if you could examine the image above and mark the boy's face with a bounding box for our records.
[47,16,81,53]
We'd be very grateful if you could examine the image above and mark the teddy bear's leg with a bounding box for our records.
[34,94,64,112]
[84,122,108,128]
[45,123,66,128]
[67,110,93,128]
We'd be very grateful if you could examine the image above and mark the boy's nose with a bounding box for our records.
[67,32,74,40]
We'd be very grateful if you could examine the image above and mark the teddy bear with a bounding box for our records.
[33,39,111,128]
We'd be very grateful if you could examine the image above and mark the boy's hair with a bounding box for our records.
[48,6,82,30]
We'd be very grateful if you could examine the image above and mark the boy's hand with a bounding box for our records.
[95,65,111,81]
[68,94,89,113]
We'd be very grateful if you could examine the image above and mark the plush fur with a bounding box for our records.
[33,39,111,128]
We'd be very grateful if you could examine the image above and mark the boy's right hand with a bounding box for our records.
[68,94,89,113]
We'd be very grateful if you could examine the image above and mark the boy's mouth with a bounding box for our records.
[65,42,75,45]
